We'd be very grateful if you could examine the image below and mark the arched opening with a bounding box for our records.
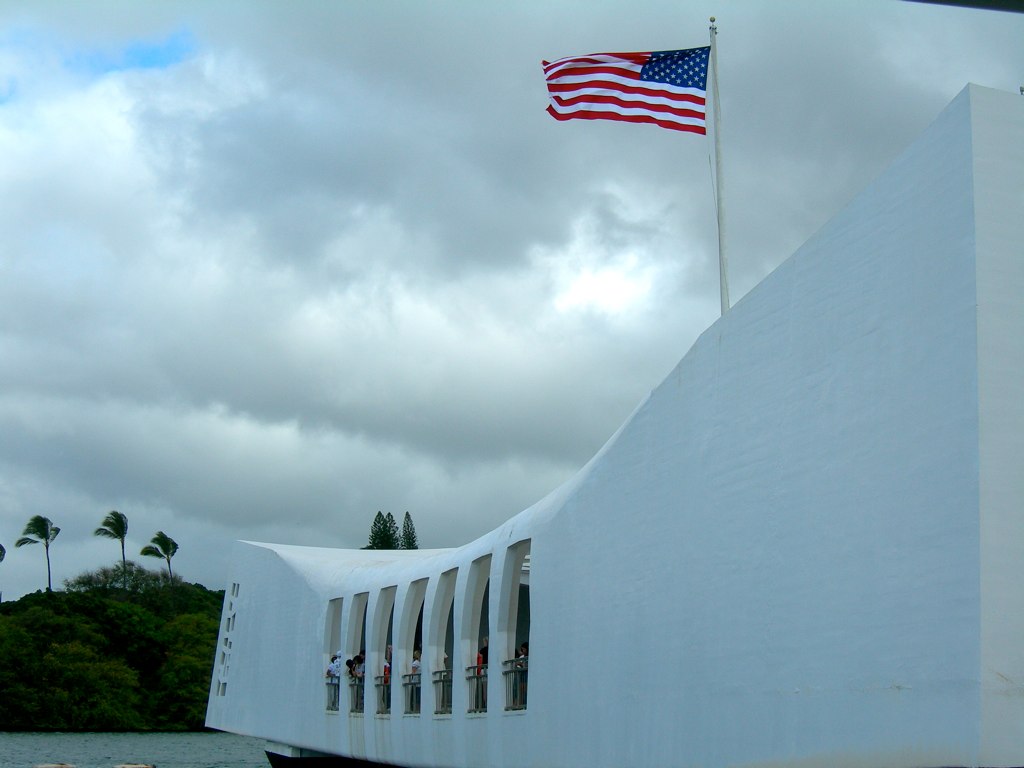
[373,586,397,715]
[400,579,428,714]
[445,600,454,670]
[463,555,491,713]
[500,540,531,710]
[430,568,457,714]
[347,592,369,714]
[324,597,343,712]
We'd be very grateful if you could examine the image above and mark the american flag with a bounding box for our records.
[542,47,710,134]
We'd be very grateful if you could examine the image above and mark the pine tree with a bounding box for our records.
[367,511,389,549]
[400,512,419,550]
[366,511,402,549]
[384,513,400,549]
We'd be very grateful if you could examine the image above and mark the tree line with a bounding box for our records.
[0,564,222,731]
[0,510,179,595]
[0,509,425,730]
[3,508,421,594]
[364,511,419,550]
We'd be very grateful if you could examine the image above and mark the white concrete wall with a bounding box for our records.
[539,83,984,768]
[206,85,1024,768]
[974,85,1024,767]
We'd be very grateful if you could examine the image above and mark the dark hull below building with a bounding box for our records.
[265,750,394,768]
[263,753,1024,768]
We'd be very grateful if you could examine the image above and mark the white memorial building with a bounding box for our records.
[206,84,1024,768]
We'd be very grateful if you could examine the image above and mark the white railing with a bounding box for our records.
[348,677,365,713]
[402,672,421,714]
[341,663,526,715]
[433,669,452,714]
[325,677,340,712]
[502,658,528,710]
[466,664,487,713]
[374,674,391,715]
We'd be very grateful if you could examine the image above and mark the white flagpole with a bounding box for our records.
[709,17,729,315]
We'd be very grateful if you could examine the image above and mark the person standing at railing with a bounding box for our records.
[516,642,528,708]
[477,637,488,674]
[353,652,366,712]
[324,655,341,711]
[475,637,489,710]
[410,649,422,713]
[326,654,341,679]
[383,645,393,711]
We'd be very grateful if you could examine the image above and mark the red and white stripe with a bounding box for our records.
[542,52,706,134]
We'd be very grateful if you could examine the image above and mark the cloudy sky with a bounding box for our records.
[0,0,1021,600]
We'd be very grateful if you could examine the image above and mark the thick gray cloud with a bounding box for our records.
[1,0,1021,600]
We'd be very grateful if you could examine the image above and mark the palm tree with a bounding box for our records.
[15,515,61,592]
[94,510,129,572]
[141,531,179,580]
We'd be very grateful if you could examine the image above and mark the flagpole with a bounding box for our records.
[709,17,729,315]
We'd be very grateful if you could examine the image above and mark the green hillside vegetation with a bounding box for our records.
[0,562,222,731]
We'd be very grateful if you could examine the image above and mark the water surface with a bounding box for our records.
[0,731,267,768]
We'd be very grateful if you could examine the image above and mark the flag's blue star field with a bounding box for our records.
[641,47,709,89]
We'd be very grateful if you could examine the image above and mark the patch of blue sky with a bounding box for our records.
[0,25,45,105]
[0,79,15,105]
[65,27,196,76]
